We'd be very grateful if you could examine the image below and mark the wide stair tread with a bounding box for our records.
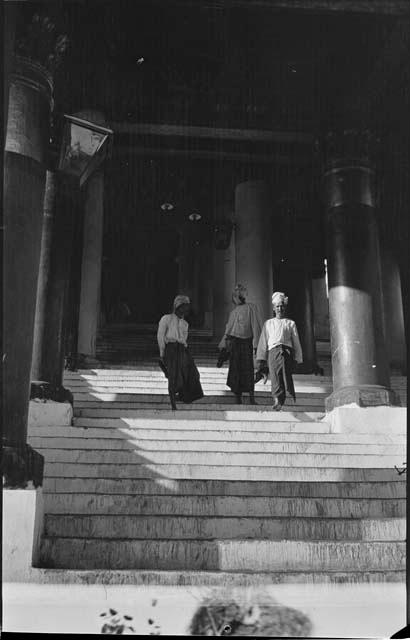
[32,346,406,581]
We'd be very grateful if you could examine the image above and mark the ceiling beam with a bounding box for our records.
[148,0,410,15]
[111,122,314,144]
[113,145,312,165]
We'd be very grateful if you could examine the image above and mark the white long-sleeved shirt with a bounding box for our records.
[157,313,189,357]
[256,317,303,363]
[218,303,263,350]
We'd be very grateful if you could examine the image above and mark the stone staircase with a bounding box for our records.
[27,328,406,583]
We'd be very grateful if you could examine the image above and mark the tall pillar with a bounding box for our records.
[177,223,195,300]
[199,241,214,330]
[322,131,396,411]
[213,210,236,340]
[3,56,53,486]
[177,220,205,325]
[76,110,106,360]
[312,268,330,342]
[31,171,58,380]
[235,181,272,322]
[273,254,318,373]
[32,173,81,390]
[4,3,18,134]
[77,169,104,358]
[380,243,407,374]
[289,264,317,373]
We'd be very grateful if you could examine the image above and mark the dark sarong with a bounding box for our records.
[268,344,296,406]
[163,342,204,403]
[226,336,254,394]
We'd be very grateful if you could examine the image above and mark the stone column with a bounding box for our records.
[177,223,195,299]
[273,253,318,374]
[31,173,81,392]
[177,221,203,325]
[77,169,104,359]
[3,56,53,486]
[291,264,318,374]
[322,131,396,411]
[31,171,58,380]
[76,110,106,361]
[4,3,18,134]
[312,267,330,342]
[380,243,407,374]
[235,181,272,323]
[199,241,214,331]
[213,211,236,340]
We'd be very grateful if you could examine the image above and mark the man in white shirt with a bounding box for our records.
[256,291,303,410]
[157,295,204,410]
[218,284,263,405]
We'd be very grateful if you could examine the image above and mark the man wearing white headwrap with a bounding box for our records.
[218,283,263,405]
[157,294,203,409]
[256,291,303,410]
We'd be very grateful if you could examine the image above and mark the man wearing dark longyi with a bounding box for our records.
[157,295,204,410]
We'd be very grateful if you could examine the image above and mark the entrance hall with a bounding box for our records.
[3,2,409,629]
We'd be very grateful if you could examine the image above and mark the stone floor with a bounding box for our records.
[3,581,405,636]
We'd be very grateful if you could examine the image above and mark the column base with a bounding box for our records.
[325,406,406,435]
[31,381,74,405]
[325,385,400,412]
[1,444,44,489]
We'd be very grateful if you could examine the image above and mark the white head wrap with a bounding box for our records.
[272,291,288,306]
[232,284,247,304]
[173,294,190,311]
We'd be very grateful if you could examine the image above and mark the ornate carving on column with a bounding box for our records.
[15,12,69,75]
[321,130,397,411]
[2,13,68,488]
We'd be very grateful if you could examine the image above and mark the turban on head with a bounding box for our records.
[173,294,190,311]
[272,291,288,306]
[232,284,247,303]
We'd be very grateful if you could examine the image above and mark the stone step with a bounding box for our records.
[29,436,405,456]
[36,448,405,467]
[65,369,337,380]
[43,514,406,541]
[67,381,327,394]
[74,396,325,412]
[64,368,334,384]
[28,425,406,445]
[74,405,325,415]
[27,567,406,585]
[65,371,406,384]
[42,462,402,482]
[41,477,406,499]
[69,390,327,406]
[65,370,332,378]
[65,382,332,393]
[39,538,406,571]
[72,415,329,429]
[42,493,405,518]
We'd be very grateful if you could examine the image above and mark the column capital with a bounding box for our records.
[321,129,379,171]
[10,55,54,102]
[15,11,69,76]
[321,130,380,210]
